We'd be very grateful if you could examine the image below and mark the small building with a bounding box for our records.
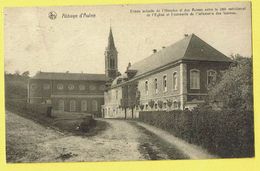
[28,72,107,117]
[102,33,232,118]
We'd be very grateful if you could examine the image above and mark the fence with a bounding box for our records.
[139,109,254,158]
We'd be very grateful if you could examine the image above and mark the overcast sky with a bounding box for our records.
[4,2,251,76]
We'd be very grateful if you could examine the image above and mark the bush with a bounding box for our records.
[79,116,97,132]
[139,109,254,158]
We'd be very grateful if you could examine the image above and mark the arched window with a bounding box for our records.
[163,75,167,92]
[145,80,148,95]
[154,78,158,94]
[70,100,76,112]
[57,83,63,90]
[79,84,85,91]
[173,72,178,90]
[81,100,87,112]
[190,69,200,89]
[58,99,64,111]
[110,58,115,69]
[207,70,217,85]
[68,84,75,90]
[92,100,98,112]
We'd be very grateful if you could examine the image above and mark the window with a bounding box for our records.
[99,85,106,91]
[92,100,98,112]
[163,75,167,92]
[89,85,96,91]
[57,83,63,90]
[79,84,85,91]
[81,100,87,112]
[190,69,200,89]
[116,90,118,100]
[145,80,148,95]
[31,83,37,90]
[68,84,75,90]
[110,58,115,69]
[173,72,177,90]
[43,83,50,90]
[70,100,76,112]
[154,78,158,94]
[207,70,217,85]
[58,99,64,111]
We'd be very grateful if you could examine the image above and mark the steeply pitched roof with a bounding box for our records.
[129,34,232,77]
[31,72,108,81]
[106,27,116,50]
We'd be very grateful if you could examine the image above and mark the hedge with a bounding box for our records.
[139,109,254,158]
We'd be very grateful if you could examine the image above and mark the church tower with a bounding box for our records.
[105,27,118,80]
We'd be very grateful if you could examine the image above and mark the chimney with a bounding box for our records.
[184,34,189,37]
[127,62,131,70]
[162,46,166,49]
[153,49,157,53]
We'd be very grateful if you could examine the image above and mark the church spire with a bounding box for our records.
[107,27,116,50]
[105,27,118,80]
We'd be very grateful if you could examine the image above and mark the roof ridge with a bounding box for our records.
[183,33,195,58]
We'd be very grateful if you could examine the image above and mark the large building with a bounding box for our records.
[27,28,119,117]
[28,28,232,118]
[28,72,107,117]
[102,33,232,118]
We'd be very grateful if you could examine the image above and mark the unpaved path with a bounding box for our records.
[6,111,215,163]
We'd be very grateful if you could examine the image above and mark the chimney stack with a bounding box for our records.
[184,34,189,37]
[153,49,157,53]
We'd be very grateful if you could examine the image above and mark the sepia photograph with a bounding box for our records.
[4,1,254,163]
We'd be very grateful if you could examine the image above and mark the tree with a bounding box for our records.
[21,71,30,78]
[208,54,253,110]
[148,100,155,109]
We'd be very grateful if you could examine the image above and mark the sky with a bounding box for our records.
[4,2,252,76]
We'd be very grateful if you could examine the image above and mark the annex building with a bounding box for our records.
[28,28,232,118]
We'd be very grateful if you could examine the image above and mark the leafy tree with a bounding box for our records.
[148,100,155,108]
[208,54,253,110]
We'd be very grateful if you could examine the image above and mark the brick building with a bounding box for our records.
[102,33,232,118]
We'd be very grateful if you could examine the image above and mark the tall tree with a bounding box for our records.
[208,54,253,110]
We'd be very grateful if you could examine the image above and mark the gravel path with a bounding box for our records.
[136,122,218,159]
[6,111,215,163]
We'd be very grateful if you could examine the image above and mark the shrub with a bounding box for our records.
[139,109,254,158]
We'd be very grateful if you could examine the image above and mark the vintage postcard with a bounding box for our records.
[4,1,253,163]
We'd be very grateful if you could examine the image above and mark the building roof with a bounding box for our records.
[129,34,232,77]
[106,27,116,50]
[31,72,108,81]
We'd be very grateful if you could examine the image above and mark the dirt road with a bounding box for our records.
[6,111,191,163]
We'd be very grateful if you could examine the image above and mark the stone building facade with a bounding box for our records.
[28,72,107,117]
[102,34,232,118]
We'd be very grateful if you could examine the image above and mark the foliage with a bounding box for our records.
[167,99,173,107]
[157,100,163,109]
[5,72,29,100]
[139,109,254,158]
[148,100,155,108]
[208,55,253,110]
